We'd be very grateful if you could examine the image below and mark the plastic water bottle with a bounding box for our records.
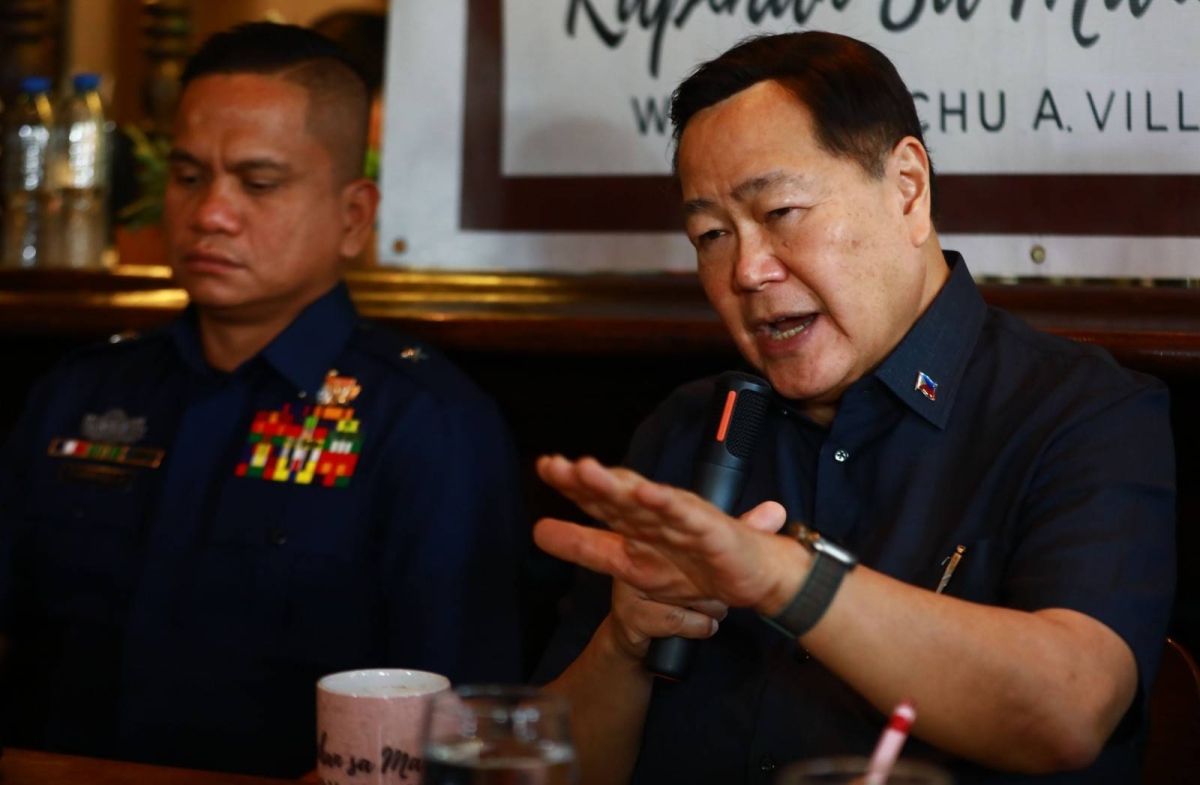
[0,93,5,252]
[53,73,111,269]
[2,76,59,268]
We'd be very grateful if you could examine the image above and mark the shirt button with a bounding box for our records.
[267,527,288,546]
[794,648,811,664]
[833,448,850,462]
[760,754,777,773]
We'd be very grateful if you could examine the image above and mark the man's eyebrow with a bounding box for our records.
[227,159,292,176]
[165,150,291,176]
[682,171,811,216]
[731,170,810,202]
[167,150,203,167]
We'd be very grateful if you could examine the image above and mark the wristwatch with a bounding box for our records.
[762,522,857,638]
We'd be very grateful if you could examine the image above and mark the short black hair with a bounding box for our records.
[670,32,937,219]
[311,11,387,94]
[181,22,371,182]
[182,21,369,89]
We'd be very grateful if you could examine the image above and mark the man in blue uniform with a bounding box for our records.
[533,32,1175,784]
[0,23,525,777]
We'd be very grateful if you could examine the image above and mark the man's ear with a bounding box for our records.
[338,178,380,260]
[889,136,933,248]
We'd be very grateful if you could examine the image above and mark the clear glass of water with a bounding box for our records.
[776,756,953,784]
[421,685,579,785]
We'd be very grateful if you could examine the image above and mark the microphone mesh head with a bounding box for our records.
[725,388,770,459]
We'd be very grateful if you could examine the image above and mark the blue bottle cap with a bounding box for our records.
[19,76,53,95]
[73,73,101,92]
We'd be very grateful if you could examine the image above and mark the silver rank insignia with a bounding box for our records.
[400,346,428,363]
[81,409,148,444]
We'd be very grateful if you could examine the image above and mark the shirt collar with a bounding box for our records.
[873,251,987,429]
[168,307,209,377]
[168,283,359,396]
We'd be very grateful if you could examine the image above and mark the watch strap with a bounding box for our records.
[761,550,848,639]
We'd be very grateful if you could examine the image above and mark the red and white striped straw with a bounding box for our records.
[865,700,916,785]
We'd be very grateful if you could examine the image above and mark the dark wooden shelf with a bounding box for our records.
[2,266,1199,376]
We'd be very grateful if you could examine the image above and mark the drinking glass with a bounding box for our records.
[421,685,579,785]
[776,755,953,784]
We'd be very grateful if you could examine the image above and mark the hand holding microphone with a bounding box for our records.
[532,370,775,679]
[644,371,773,681]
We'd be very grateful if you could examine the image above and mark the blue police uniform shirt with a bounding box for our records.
[0,283,526,777]
[534,253,1176,784]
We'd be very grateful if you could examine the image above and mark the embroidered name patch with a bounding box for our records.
[235,404,363,488]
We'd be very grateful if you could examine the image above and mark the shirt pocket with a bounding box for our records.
[200,478,375,663]
[206,476,363,557]
[23,460,155,618]
[275,486,376,664]
[929,538,1007,604]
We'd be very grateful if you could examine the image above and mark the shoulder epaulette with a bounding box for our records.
[58,325,170,364]
[350,322,483,404]
[352,322,440,370]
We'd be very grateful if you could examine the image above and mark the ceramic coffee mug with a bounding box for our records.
[316,668,450,785]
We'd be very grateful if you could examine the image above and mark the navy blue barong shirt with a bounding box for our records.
[535,252,1175,784]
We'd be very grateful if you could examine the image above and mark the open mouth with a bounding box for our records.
[764,313,818,341]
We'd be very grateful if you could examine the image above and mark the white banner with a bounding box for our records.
[504,1,1200,175]
[379,1,1200,276]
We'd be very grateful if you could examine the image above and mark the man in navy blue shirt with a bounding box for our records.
[533,32,1174,784]
[0,23,524,777]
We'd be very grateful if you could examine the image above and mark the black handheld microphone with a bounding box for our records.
[644,370,773,681]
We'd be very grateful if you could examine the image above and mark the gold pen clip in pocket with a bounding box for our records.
[935,545,967,594]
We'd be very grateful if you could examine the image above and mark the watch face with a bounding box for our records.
[813,538,858,569]
[784,522,857,568]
